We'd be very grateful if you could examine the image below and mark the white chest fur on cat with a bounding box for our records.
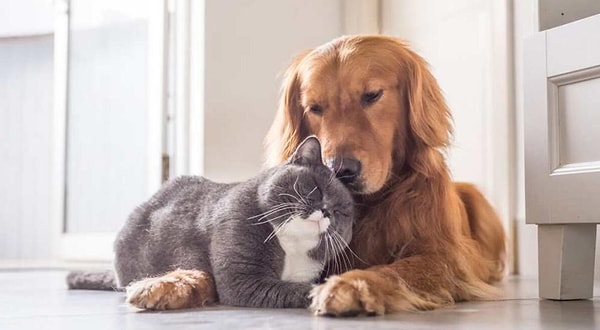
[275,211,330,283]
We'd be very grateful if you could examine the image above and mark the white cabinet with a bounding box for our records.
[524,14,600,299]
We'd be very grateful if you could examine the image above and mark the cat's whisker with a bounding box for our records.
[265,219,291,243]
[278,192,304,205]
[317,232,328,271]
[327,152,341,177]
[271,202,310,216]
[306,186,318,199]
[248,206,296,220]
[333,156,344,177]
[252,210,297,225]
[292,177,309,206]
[326,170,337,187]
[326,234,340,275]
[266,199,302,206]
[327,236,336,272]
[325,236,334,274]
[328,230,350,273]
[329,232,356,273]
[263,220,287,243]
[332,237,342,274]
[335,235,352,273]
[248,205,299,221]
[263,213,298,243]
[249,209,297,224]
[265,200,303,209]
[266,202,306,214]
[334,175,356,180]
[325,153,344,187]
[329,229,371,267]
[325,230,341,273]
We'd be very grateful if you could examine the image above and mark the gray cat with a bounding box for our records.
[68,136,355,309]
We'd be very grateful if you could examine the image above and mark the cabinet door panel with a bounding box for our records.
[525,14,600,224]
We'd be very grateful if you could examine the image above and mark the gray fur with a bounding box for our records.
[111,136,354,308]
[66,270,119,291]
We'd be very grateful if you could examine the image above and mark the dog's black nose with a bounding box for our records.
[327,157,361,185]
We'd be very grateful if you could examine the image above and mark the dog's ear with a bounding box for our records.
[404,52,452,149]
[264,50,311,167]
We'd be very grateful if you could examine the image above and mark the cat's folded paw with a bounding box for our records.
[309,272,385,317]
[126,269,216,310]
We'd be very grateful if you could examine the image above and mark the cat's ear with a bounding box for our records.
[289,135,323,166]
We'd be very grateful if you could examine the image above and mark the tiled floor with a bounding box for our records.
[0,270,598,330]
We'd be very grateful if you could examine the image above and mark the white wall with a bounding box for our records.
[0,0,57,261]
[0,0,54,260]
[0,35,54,259]
[513,0,539,278]
[0,0,53,37]
[202,0,343,182]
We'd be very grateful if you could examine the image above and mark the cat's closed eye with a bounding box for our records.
[333,210,349,217]
[306,186,323,203]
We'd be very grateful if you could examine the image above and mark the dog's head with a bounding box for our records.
[266,35,452,194]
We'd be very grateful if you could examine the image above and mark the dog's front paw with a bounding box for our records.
[126,269,215,310]
[309,272,385,317]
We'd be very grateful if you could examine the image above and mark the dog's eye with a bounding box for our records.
[362,89,383,106]
[308,104,324,115]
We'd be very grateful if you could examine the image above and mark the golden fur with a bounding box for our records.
[126,269,216,310]
[266,35,506,316]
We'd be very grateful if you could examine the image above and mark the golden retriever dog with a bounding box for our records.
[266,35,506,316]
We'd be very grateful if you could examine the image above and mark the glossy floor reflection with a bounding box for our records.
[0,270,598,330]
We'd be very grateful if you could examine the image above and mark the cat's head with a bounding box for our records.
[256,136,354,264]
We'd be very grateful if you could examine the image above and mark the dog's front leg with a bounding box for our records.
[310,253,499,316]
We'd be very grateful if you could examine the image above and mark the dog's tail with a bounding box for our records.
[66,270,121,291]
[455,182,507,282]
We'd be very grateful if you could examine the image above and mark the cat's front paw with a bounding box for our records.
[309,272,385,317]
[126,269,216,310]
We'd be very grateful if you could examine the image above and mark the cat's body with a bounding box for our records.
[111,137,354,309]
